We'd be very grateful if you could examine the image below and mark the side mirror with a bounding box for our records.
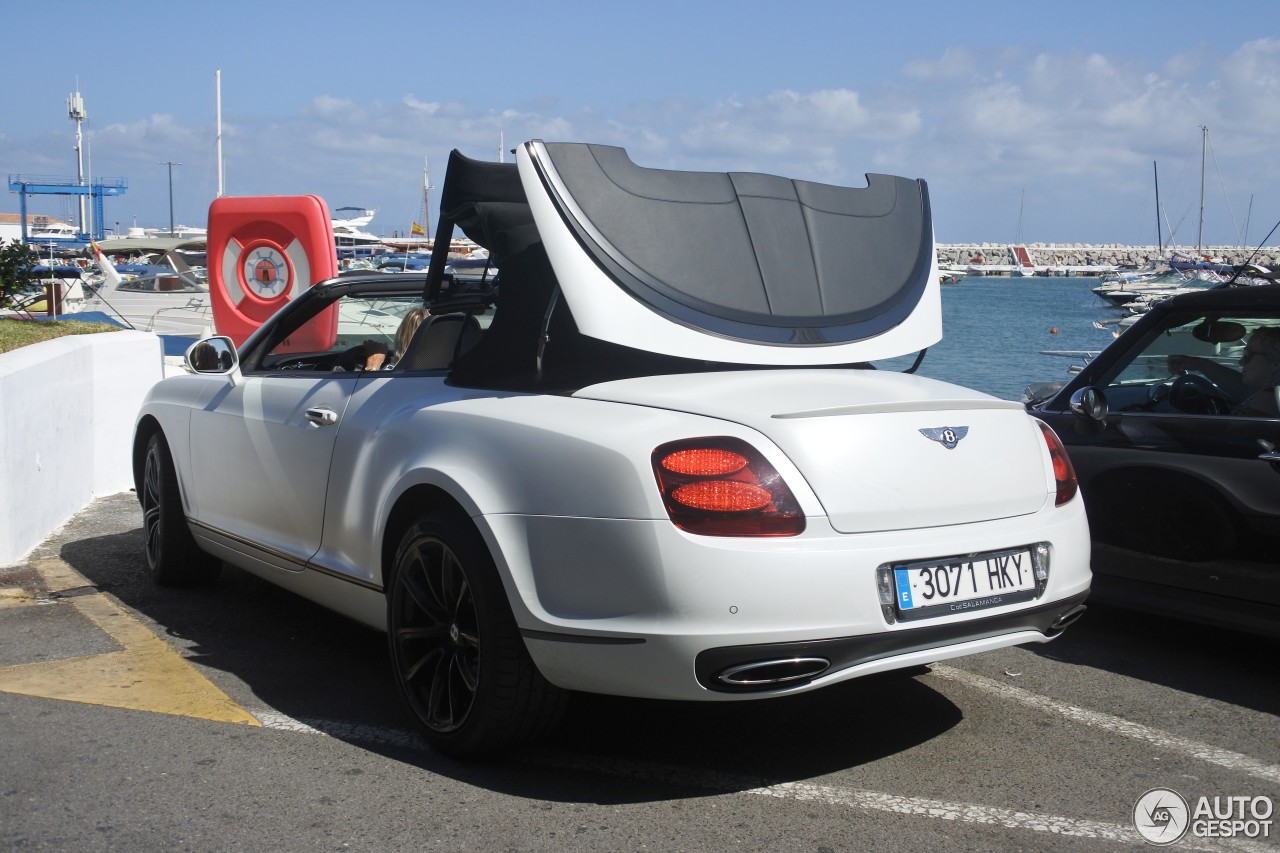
[185,336,239,375]
[1069,386,1109,422]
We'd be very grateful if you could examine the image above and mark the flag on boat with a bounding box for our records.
[89,240,123,290]
[410,221,425,236]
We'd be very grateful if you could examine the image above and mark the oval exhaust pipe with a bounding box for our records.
[717,657,831,688]
[1050,604,1088,632]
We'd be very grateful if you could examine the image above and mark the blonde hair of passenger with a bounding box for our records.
[395,307,432,358]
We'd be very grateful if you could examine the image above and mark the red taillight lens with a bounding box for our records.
[1036,419,1079,506]
[653,437,805,536]
[661,447,749,477]
[672,480,773,512]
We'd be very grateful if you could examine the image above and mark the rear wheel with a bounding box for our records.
[140,432,221,586]
[387,510,566,756]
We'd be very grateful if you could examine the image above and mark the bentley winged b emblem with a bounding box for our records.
[919,426,968,449]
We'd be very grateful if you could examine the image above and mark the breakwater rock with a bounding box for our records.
[938,243,1279,272]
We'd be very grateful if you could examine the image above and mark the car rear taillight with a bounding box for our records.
[1035,419,1079,506]
[652,438,805,536]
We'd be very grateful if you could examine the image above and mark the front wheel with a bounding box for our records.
[387,510,566,756]
[140,432,221,586]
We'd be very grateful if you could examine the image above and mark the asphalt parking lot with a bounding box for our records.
[2,492,1277,852]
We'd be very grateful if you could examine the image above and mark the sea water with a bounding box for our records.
[873,276,1124,401]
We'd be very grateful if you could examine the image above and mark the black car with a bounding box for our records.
[1031,283,1280,637]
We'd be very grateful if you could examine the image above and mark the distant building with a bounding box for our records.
[0,213,77,245]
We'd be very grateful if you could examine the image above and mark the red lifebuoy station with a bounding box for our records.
[208,195,339,348]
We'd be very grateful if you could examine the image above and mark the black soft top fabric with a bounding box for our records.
[426,150,533,299]
[531,142,933,345]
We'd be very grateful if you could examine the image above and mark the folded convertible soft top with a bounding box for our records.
[431,141,941,365]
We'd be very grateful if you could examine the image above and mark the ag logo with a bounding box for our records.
[1133,788,1189,845]
[919,426,968,450]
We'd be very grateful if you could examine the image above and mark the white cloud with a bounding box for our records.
[1217,38,1280,125]
[902,48,979,81]
[402,95,442,115]
[6,36,1273,246]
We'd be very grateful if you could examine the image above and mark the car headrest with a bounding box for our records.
[395,313,481,371]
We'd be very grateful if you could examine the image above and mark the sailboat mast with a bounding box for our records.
[1153,161,1162,253]
[1242,194,1253,249]
[1197,125,1207,254]
[423,156,431,237]
[1016,188,1024,244]
[215,69,224,198]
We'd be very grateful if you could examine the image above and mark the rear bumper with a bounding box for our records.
[695,591,1090,693]
[489,500,1092,701]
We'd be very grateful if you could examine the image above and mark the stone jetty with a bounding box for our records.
[937,243,1279,274]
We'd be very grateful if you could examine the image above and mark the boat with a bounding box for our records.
[26,217,81,249]
[1168,250,1235,276]
[374,253,432,273]
[79,237,215,338]
[1087,152,1220,307]
[1090,265,1201,306]
[331,206,375,229]
[1008,191,1038,275]
[1160,128,1238,276]
[332,206,385,259]
[1009,245,1038,276]
[2,263,91,317]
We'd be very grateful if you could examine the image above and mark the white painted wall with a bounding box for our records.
[0,331,163,565]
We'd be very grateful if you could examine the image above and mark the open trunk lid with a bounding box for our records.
[517,140,941,365]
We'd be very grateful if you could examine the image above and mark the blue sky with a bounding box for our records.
[3,1,1277,248]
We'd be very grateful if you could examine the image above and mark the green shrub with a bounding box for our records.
[0,239,38,309]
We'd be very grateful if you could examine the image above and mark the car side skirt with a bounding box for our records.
[191,519,387,631]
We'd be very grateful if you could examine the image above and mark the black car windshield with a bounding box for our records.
[1098,310,1280,417]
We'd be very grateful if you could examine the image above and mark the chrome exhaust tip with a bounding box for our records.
[716,657,831,688]
[1050,604,1088,632]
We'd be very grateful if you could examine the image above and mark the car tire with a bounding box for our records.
[388,510,567,756]
[140,432,222,586]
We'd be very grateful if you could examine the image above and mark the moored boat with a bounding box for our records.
[79,237,215,337]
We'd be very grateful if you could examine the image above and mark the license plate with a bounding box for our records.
[892,547,1038,620]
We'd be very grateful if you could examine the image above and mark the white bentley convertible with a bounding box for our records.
[134,141,1091,755]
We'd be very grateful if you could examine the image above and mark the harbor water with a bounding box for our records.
[874,276,1123,401]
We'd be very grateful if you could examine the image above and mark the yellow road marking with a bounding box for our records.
[0,587,35,609]
[0,559,260,726]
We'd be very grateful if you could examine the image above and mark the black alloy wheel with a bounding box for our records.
[140,432,221,586]
[387,511,566,756]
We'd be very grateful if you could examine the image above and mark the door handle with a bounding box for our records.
[305,406,338,427]
[1259,451,1280,462]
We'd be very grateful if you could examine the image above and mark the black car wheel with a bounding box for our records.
[140,432,222,586]
[387,510,566,756]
